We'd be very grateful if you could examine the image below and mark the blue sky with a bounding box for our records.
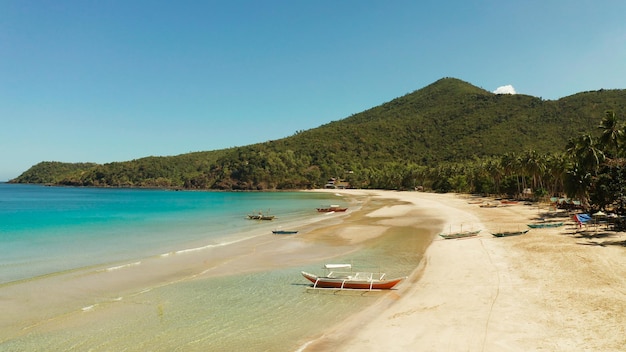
[1,1,625,181]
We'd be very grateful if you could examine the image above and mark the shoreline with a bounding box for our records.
[3,189,625,350]
[302,190,626,351]
[1,190,431,349]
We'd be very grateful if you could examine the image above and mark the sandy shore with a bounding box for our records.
[304,190,626,352]
[3,189,626,350]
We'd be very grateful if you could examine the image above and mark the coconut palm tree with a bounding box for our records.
[564,134,606,209]
[566,134,605,176]
[521,150,545,194]
[564,163,593,209]
[500,152,523,196]
[483,156,504,195]
[544,153,570,197]
[598,110,623,157]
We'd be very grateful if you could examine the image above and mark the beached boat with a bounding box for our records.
[301,264,405,290]
[272,230,298,235]
[439,230,481,239]
[491,229,529,237]
[316,205,348,212]
[247,211,275,220]
[527,222,563,228]
[479,203,500,208]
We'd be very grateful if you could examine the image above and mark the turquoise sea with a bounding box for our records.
[0,183,338,284]
[0,184,433,351]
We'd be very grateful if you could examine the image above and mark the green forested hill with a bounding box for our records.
[11,78,626,190]
[264,78,624,165]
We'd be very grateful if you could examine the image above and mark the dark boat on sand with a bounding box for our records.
[316,205,348,212]
[272,230,298,235]
[492,229,529,237]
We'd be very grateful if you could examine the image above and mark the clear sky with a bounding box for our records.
[1,1,625,181]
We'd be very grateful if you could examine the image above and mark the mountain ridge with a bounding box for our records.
[11,77,626,189]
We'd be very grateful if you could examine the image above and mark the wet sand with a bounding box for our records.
[303,190,626,352]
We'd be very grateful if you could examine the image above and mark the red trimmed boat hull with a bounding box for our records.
[301,271,404,290]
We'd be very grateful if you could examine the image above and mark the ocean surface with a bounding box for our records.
[0,184,433,351]
[0,183,339,284]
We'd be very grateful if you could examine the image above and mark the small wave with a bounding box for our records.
[105,261,141,272]
[294,340,315,352]
[81,304,96,312]
[174,246,210,255]
[159,236,254,257]
[174,242,227,254]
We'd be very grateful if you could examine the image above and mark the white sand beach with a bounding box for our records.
[304,190,626,352]
[3,189,626,351]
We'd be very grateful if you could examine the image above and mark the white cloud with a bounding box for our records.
[493,85,517,95]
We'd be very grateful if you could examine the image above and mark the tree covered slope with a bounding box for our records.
[11,78,626,189]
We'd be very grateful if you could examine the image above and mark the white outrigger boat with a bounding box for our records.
[301,264,405,290]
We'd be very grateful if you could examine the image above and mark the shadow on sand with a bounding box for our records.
[570,229,626,247]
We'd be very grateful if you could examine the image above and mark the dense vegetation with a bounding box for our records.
[12,162,98,184]
[424,109,626,214]
[10,78,626,212]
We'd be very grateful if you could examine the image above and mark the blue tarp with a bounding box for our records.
[575,213,591,223]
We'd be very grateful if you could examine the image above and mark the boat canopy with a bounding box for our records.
[324,264,351,269]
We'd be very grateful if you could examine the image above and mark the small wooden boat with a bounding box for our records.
[301,264,405,290]
[272,230,298,235]
[248,214,275,220]
[247,210,275,220]
[492,229,529,237]
[527,222,563,228]
[479,203,499,208]
[316,205,348,212]
[439,230,481,239]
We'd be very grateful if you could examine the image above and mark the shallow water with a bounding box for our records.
[0,184,335,284]
[0,185,437,351]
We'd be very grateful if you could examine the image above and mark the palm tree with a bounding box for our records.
[598,110,623,157]
[564,134,606,208]
[567,134,605,176]
[521,150,545,194]
[544,153,570,197]
[501,152,523,196]
[483,156,504,195]
[564,163,593,209]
